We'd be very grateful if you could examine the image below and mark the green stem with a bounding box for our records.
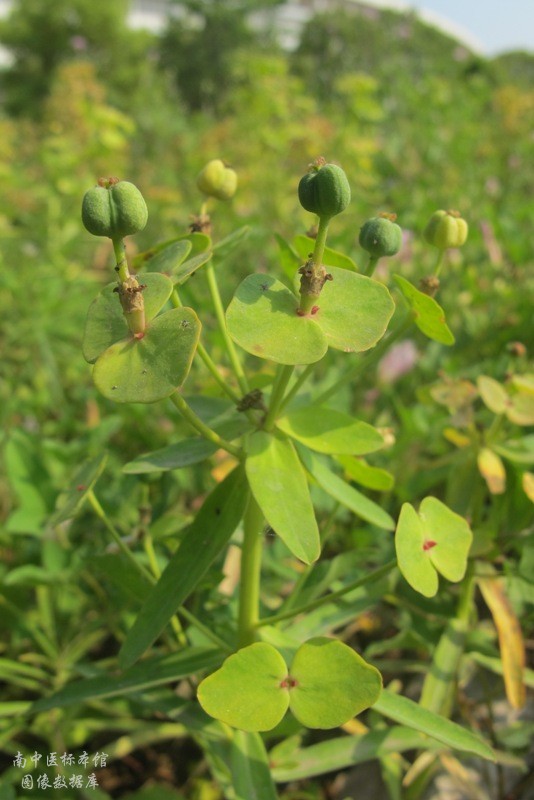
[112,238,130,281]
[364,256,380,277]
[279,363,316,413]
[263,364,294,431]
[237,495,264,648]
[170,392,243,459]
[314,314,414,405]
[205,262,249,394]
[171,289,242,404]
[87,490,154,583]
[177,607,233,653]
[312,215,330,267]
[434,249,445,277]
[257,558,396,628]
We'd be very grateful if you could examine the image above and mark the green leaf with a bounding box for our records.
[226,274,327,365]
[231,731,278,800]
[337,455,395,491]
[293,234,357,270]
[276,407,384,456]
[477,375,508,414]
[312,267,394,352]
[4,430,53,534]
[395,497,473,597]
[393,274,454,345]
[275,233,301,280]
[123,420,249,474]
[93,307,200,403]
[31,648,222,713]
[174,250,212,283]
[288,637,382,729]
[49,454,107,525]
[494,437,534,465]
[297,446,395,531]
[271,727,441,782]
[419,619,469,716]
[246,432,320,564]
[141,240,192,274]
[83,272,174,363]
[119,466,248,668]
[197,643,289,732]
[374,689,494,761]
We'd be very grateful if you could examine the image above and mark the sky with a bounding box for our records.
[404,0,534,55]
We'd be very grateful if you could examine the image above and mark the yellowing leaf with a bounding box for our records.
[477,376,508,415]
[522,472,534,503]
[478,577,526,709]
[443,428,471,448]
[477,448,506,494]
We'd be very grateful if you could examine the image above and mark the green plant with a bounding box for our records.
[16,155,531,800]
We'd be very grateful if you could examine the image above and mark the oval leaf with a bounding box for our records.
[477,375,508,415]
[246,432,320,564]
[312,268,395,353]
[197,643,289,732]
[93,307,200,403]
[293,234,357,271]
[288,638,382,729]
[142,240,192,274]
[393,274,454,345]
[277,407,384,456]
[226,274,327,365]
[478,448,506,494]
[337,455,395,491]
[395,503,438,598]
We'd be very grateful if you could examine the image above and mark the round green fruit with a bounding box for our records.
[359,214,402,258]
[197,159,238,201]
[298,160,350,220]
[424,209,468,249]
[82,178,148,239]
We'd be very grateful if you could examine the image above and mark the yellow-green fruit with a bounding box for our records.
[298,162,351,220]
[197,159,238,201]
[424,210,468,249]
[359,215,402,258]
[82,178,148,239]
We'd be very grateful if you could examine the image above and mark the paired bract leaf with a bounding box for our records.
[395,497,473,597]
[393,274,454,345]
[198,638,381,732]
[226,274,327,365]
[276,406,384,456]
[83,272,174,363]
[246,432,320,564]
[93,307,201,403]
[310,267,394,353]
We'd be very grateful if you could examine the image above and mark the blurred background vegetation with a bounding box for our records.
[0,1,532,797]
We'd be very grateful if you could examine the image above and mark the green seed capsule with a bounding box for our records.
[298,159,351,220]
[424,209,468,250]
[82,178,148,239]
[197,159,237,201]
[359,213,403,258]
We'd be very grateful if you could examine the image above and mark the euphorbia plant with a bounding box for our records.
[45,158,499,795]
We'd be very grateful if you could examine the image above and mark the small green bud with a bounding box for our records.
[424,209,468,250]
[82,177,148,239]
[196,159,237,201]
[298,158,351,220]
[359,213,402,258]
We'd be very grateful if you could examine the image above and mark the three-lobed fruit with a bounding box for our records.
[424,209,468,249]
[359,213,402,258]
[197,159,238,201]
[82,177,148,239]
[298,160,351,220]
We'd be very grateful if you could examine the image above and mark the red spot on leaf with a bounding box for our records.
[311,305,320,315]
[423,539,437,551]
[76,485,86,492]
[280,676,298,689]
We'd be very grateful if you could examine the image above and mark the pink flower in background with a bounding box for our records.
[378,340,419,384]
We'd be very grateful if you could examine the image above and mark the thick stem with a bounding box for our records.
[205,262,249,394]
[298,216,331,314]
[237,495,264,648]
[263,364,294,431]
[364,256,380,277]
[112,238,130,282]
[170,392,243,459]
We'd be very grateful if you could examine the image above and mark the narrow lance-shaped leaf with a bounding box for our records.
[119,466,249,668]
[276,406,384,456]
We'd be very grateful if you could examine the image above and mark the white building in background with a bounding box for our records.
[0,0,483,54]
